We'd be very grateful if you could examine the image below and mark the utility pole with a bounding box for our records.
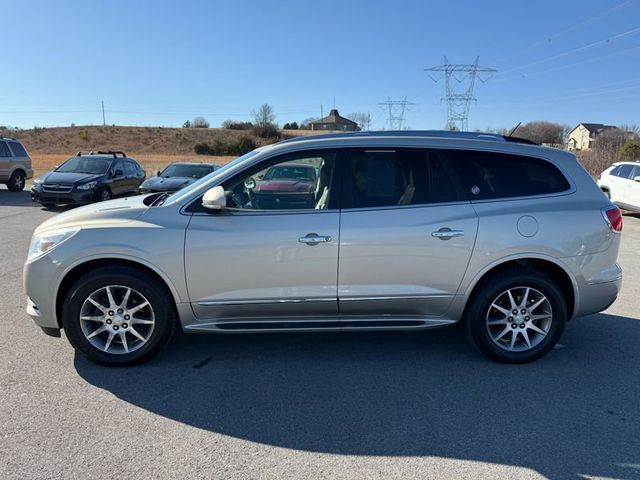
[425,56,496,131]
[378,97,415,130]
[101,100,106,126]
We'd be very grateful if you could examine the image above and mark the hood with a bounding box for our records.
[34,195,150,234]
[39,171,103,184]
[255,179,315,193]
[140,176,195,191]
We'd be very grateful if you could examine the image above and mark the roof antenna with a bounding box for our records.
[507,122,522,137]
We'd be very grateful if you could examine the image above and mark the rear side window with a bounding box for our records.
[7,141,27,157]
[616,164,634,179]
[342,149,461,209]
[442,150,571,200]
[0,142,10,157]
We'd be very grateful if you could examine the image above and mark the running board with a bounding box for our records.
[183,317,457,333]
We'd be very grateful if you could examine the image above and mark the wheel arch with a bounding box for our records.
[463,256,577,320]
[55,257,181,328]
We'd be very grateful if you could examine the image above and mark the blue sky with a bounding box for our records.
[1,0,639,130]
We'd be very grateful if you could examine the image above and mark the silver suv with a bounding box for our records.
[23,131,622,366]
[0,137,33,191]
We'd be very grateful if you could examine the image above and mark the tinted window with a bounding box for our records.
[610,165,622,176]
[7,141,27,157]
[630,165,640,180]
[616,164,634,179]
[0,142,10,157]
[57,156,111,174]
[343,150,459,209]
[443,150,570,200]
[161,164,214,178]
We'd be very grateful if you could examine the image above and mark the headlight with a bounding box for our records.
[76,182,97,191]
[27,227,80,262]
[33,178,43,185]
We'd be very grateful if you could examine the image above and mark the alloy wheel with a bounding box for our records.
[485,286,553,352]
[79,285,155,354]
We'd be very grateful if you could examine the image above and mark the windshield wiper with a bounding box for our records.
[151,192,171,207]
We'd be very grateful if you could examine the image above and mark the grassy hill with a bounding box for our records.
[1,125,269,177]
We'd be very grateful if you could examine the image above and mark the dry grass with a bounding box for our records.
[31,153,235,178]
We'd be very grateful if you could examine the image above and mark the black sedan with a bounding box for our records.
[139,162,220,193]
[31,151,145,207]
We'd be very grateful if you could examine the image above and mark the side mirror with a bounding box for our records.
[155,170,161,177]
[53,165,60,171]
[202,186,226,210]
[634,176,640,182]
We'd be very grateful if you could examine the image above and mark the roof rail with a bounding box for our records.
[277,130,535,145]
[0,137,18,141]
[75,150,127,158]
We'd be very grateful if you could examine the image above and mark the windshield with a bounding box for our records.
[56,157,111,174]
[160,164,214,178]
[164,149,263,205]
[263,165,316,181]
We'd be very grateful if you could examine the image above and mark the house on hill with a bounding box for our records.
[566,123,617,151]
[310,109,359,131]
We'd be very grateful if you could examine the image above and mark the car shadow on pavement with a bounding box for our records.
[75,313,640,479]
[0,190,38,207]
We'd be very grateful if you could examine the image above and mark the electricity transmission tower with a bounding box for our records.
[378,97,415,130]
[425,57,496,131]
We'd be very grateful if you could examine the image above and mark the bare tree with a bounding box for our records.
[515,121,567,144]
[192,117,210,128]
[347,112,371,131]
[252,104,279,138]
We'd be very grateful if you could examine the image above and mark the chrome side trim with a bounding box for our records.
[197,297,336,306]
[339,295,452,301]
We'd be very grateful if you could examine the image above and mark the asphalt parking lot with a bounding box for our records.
[1,187,639,480]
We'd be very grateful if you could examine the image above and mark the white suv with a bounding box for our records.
[598,162,640,212]
[0,137,33,191]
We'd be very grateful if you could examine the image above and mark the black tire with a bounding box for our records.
[96,187,112,202]
[7,170,26,192]
[464,268,567,363]
[40,202,55,208]
[62,266,177,366]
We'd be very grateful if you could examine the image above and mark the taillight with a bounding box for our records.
[602,206,623,233]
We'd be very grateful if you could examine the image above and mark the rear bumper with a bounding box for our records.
[31,189,94,205]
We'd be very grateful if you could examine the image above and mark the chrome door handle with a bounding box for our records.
[299,233,332,245]
[431,228,465,240]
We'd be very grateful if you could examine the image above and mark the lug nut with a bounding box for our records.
[113,325,119,331]
[525,316,530,321]
[106,319,112,324]
[512,310,518,315]
[508,316,513,321]
[511,323,517,329]
[108,311,114,316]
[520,323,525,328]
[117,308,123,314]
[122,323,128,328]
[521,309,526,314]
[124,315,130,320]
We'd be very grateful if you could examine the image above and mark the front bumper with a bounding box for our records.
[31,188,95,205]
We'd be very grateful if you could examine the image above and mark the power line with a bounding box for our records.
[425,56,496,131]
[496,26,640,77]
[378,97,415,130]
[493,0,637,65]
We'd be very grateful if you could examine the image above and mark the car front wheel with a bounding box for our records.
[62,266,176,366]
[465,268,567,363]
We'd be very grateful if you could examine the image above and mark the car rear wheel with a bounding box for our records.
[465,268,567,363]
[7,171,26,192]
[62,266,176,366]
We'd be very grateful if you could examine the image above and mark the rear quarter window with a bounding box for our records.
[7,141,27,157]
[443,150,571,200]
